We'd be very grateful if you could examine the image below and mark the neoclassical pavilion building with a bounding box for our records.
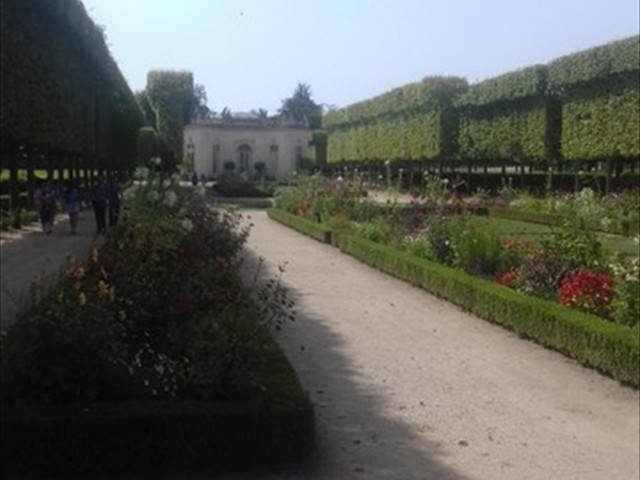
[183,112,310,179]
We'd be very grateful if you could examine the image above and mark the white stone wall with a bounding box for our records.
[184,123,309,179]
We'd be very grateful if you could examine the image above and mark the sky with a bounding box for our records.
[80,0,639,115]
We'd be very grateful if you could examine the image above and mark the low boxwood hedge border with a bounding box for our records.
[268,208,639,387]
[0,336,314,478]
[267,208,332,244]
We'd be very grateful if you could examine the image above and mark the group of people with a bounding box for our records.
[32,176,121,236]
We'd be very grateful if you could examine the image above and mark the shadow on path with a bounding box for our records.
[227,246,472,480]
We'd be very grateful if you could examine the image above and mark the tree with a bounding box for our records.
[279,83,322,129]
[135,90,156,127]
[144,70,206,171]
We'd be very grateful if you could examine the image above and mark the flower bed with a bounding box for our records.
[0,164,313,477]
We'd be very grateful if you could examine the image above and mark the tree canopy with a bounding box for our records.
[279,83,322,129]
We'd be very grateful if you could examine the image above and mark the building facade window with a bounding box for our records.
[238,144,252,172]
[212,144,220,173]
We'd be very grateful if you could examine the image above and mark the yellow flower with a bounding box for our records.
[70,267,85,281]
[118,310,127,321]
[96,280,110,298]
[77,292,86,306]
[92,247,99,264]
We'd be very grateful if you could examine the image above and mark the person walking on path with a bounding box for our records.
[106,176,121,228]
[90,177,107,234]
[32,180,56,235]
[62,179,81,235]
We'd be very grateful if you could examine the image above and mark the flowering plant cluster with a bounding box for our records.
[1,160,293,406]
[558,269,615,318]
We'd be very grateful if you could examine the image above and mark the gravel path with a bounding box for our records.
[235,210,639,480]
[1,212,102,328]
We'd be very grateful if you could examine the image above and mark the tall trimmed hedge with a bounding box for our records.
[324,36,639,168]
[455,66,558,164]
[0,0,142,167]
[325,76,468,164]
[548,36,640,161]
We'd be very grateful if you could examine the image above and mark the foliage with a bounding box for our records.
[325,76,467,163]
[540,219,605,273]
[273,174,369,224]
[457,100,552,162]
[1,161,294,406]
[449,215,504,276]
[559,76,640,160]
[609,257,640,328]
[135,127,158,166]
[145,70,200,170]
[547,35,639,88]
[266,208,332,244]
[279,83,322,129]
[324,36,638,166]
[214,173,274,198]
[0,0,142,163]
[456,65,547,107]
[135,90,157,128]
[415,217,455,265]
[0,209,38,230]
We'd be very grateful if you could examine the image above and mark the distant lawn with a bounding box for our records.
[482,217,639,257]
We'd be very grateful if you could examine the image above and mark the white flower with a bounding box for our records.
[150,157,162,166]
[163,190,178,208]
[134,167,149,180]
[180,218,193,232]
[442,179,449,185]
[147,191,159,202]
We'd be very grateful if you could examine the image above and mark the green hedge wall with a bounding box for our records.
[560,79,639,160]
[458,99,551,163]
[548,36,640,161]
[324,36,638,168]
[325,77,467,164]
[547,36,639,88]
[0,0,142,166]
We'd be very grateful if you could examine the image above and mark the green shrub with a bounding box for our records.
[449,215,504,276]
[419,216,455,265]
[610,257,640,328]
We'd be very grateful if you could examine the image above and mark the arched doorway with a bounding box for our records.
[237,144,252,173]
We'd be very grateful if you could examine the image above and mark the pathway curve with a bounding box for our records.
[236,210,639,480]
